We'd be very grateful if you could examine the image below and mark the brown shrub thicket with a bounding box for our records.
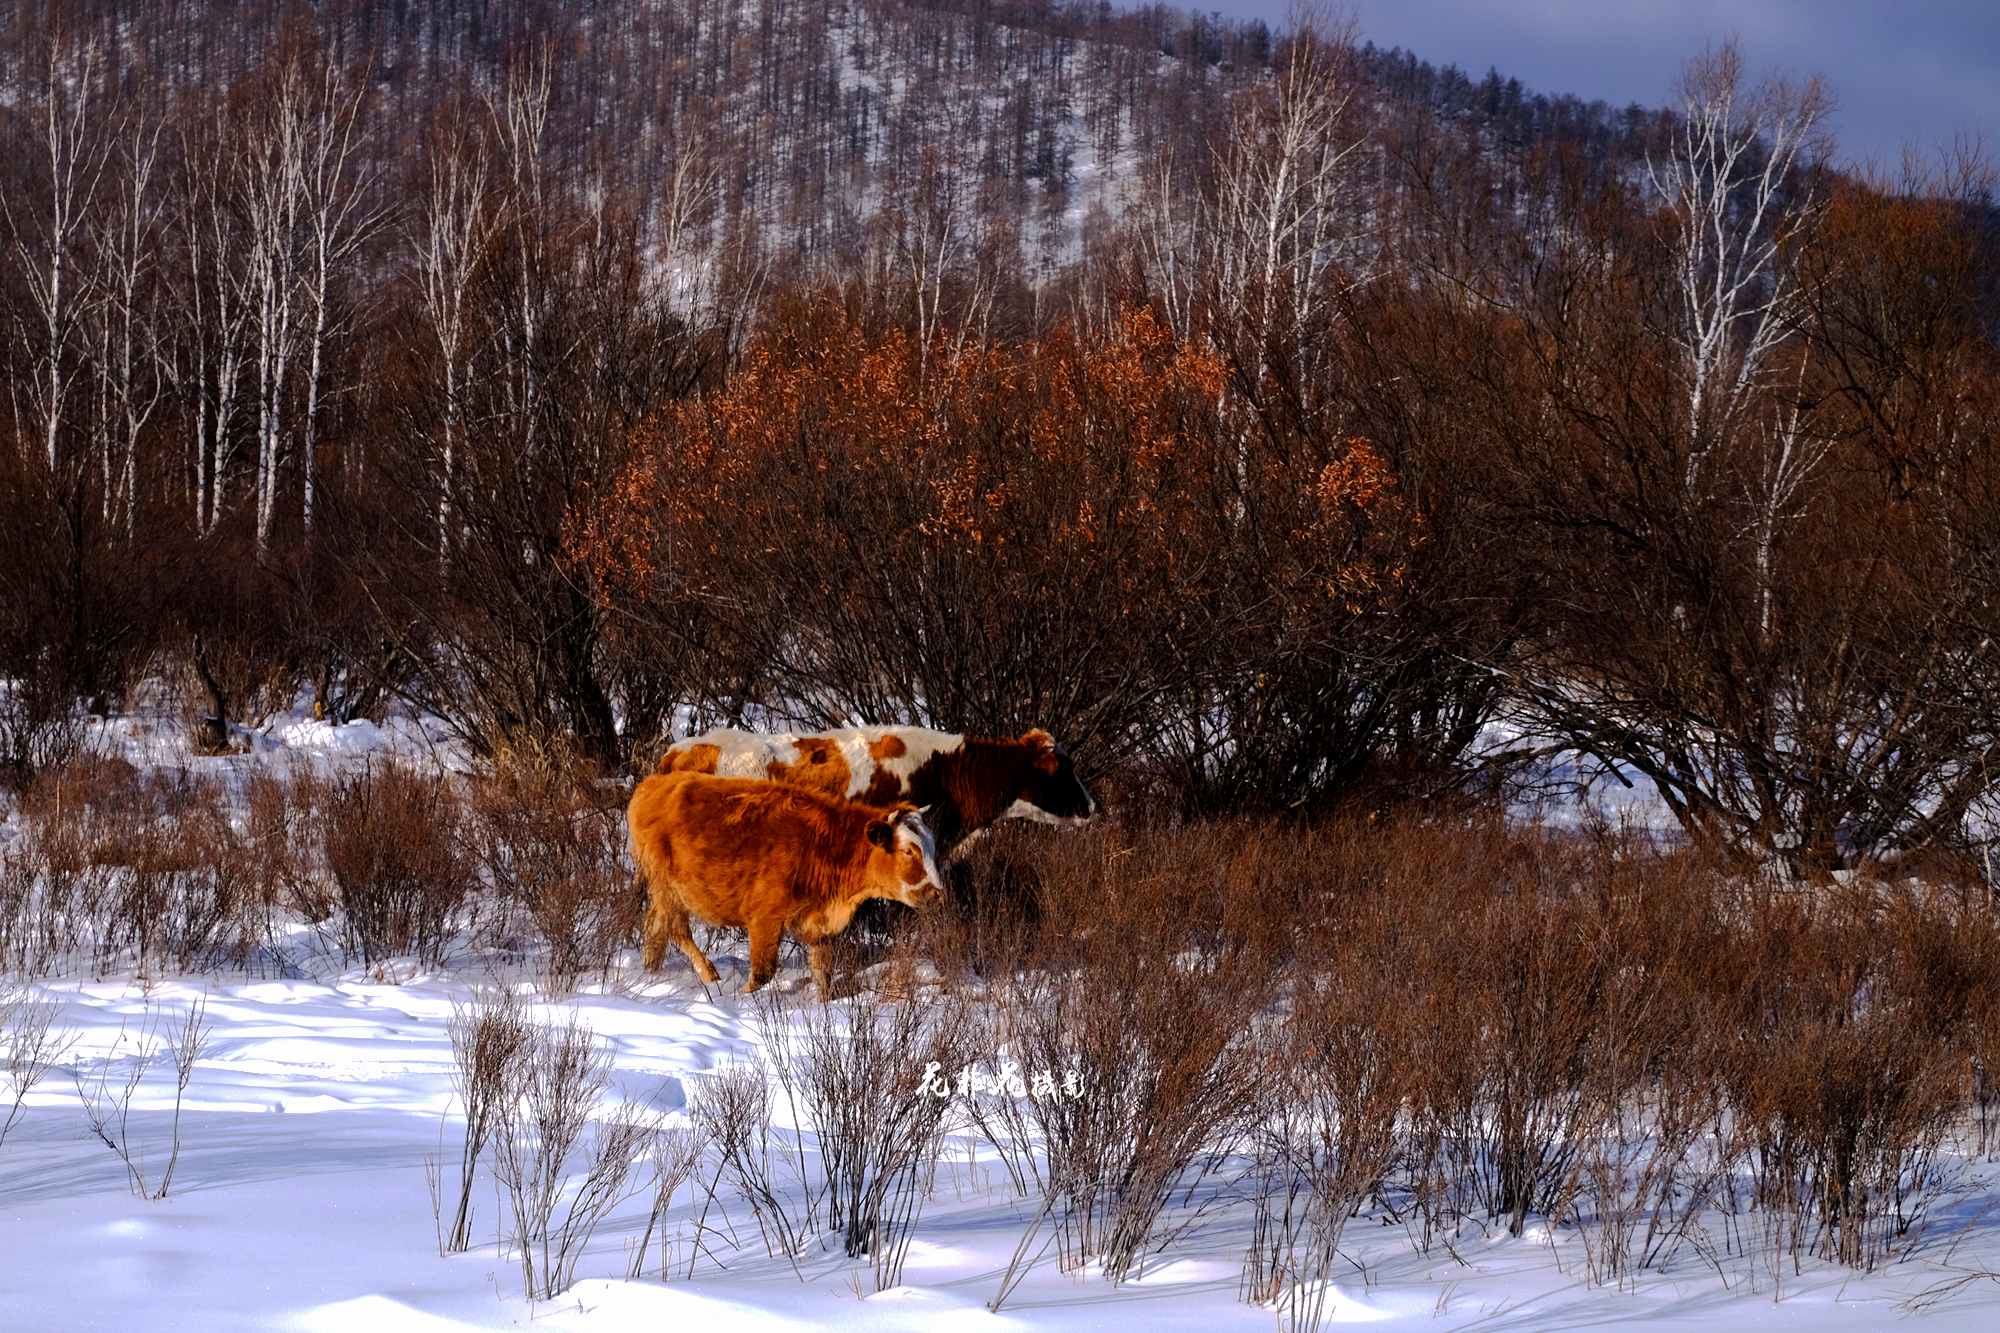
[589,298,1489,815]
[909,814,2000,1303]
[0,759,638,977]
[0,760,267,973]
[467,765,640,992]
[323,762,476,966]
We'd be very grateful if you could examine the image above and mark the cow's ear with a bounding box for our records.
[866,818,894,849]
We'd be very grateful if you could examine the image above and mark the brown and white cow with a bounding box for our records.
[660,726,1095,856]
[627,770,943,1000]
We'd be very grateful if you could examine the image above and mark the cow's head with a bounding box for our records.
[866,805,944,907]
[1004,729,1097,827]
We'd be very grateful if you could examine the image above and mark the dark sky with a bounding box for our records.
[1198,1,1998,173]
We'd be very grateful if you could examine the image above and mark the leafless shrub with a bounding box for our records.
[444,987,533,1253]
[0,761,267,974]
[73,1020,155,1198]
[0,836,54,976]
[907,825,1053,983]
[1559,851,1738,1288]
[632,1123,706,1280]
[105,768,259,973]
[1242,974,1409,1330]
[0,986,75,1148]
[322,761,473,965]
[154,995,213,1197]
[1568,1069,1729,1288]
[489,1012,653,1300]
[963,1048,1042,1200]
[72,996,211,1199]
[468,767,637,992]
[171,634,306,754]
[1278,814,2000,1288]
[1720,882,1990,1273]
[0,668,86,794]
[764,986,975,1287]
[0,769,120,975]
[243,765,334,925]
[990,825,1269,1303]
[689,1062,809,1264]
[542,1098,657,1295]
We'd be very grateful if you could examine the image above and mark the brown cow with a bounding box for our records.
[628,770,943,1000]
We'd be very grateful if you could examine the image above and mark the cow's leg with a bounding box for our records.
[646,893,721,983]
[743,919,784,993]
[676,932,723,984]
[638,872,668,971]
[807,941,833,1002]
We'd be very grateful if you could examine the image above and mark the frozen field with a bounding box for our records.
[0,704,1997,1331]
[3,972,1999,1332]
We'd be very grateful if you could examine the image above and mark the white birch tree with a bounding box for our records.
[87,112,168,543]
[1649,44,1832,664]
[492,58,555,473]
[1206,2,1367,405]
[240,59,309,551]
[411,116,495,571]
[1649,42,1829,484]
[295,61,377,540]
[177,130,251,538]
[4,38,109,478]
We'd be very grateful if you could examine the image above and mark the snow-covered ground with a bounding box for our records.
[6,971,2000,1332]
[81,682,474,780]
[3,698,1999,1331]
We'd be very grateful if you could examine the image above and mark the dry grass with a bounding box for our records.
[0,759,268,974]
[910,811,2000,1318]
[323,761,475,966]
[0,753,640,979]
[466,765,638,992]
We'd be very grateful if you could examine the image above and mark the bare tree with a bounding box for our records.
[1649,41,1829,477]
[410,110,494,570]
[1204,1,1369,421]
[885,118,992,363]
[86,110,168,543]
[444,988,532,1253]
[4,34,110,477]
[490,54,556,471]
[294,54,377,539]
[0,987,75,1151]
[1478,73,2000,875]
[240,62,308,549]
[174,103,251,538]
[653,104,725,326]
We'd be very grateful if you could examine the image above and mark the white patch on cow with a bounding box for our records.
[822,727,963,799]
[892,810,944,894]
[673,729,826,778]
[1003,797,1091,827]
[672,728,784,777]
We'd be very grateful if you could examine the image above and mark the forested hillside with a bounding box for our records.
[3,0,1996,877]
